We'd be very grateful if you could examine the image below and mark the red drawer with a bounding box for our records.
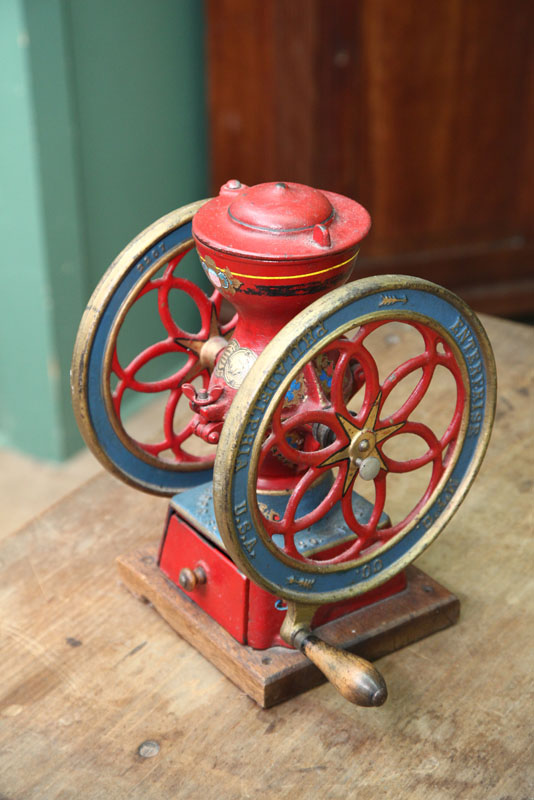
[159,513,248,643]
[159,512,408,650]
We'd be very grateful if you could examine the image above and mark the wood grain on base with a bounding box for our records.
[117,547,459,708]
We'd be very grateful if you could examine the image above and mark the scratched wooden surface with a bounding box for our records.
[0,314,532,800]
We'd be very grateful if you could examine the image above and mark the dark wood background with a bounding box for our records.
[205,0,533,318]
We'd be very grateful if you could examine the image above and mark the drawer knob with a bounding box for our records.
[178,565,207,592]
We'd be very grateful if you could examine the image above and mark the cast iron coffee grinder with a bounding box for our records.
[72,180,496,707]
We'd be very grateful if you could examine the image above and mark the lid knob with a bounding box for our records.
[219,179,246,198]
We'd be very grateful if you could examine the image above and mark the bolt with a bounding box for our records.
[358,438,370,453]
[226,179,241,189]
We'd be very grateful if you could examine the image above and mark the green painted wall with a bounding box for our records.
[0,0,62,459]
[0,0,208,460]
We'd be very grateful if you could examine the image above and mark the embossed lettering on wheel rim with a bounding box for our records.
[214,277,496,603]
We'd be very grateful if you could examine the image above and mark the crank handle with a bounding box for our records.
[293,630,387,707]
[281,602,387,707]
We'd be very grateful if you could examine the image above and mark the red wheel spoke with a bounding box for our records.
[283,468,344,534]
[261,468,318,535]
[115,340,198,393]
[106,247,232,467]
[162,387,181,447]
[111,349,126,380]
[280,532,301,559]
[327,338,380,423]
[136,439,207,463]
[308,472,388,564]
[350,345,381,425]
[440,361,466,450]
[303,361,329,406]
[128,385,204,463]
[340,473,384,539]
[132,440,168,456]
[366,471,387,531]
[339,491,367,556]
[164,390,201,456]
[158,277,213,340]
[381,421,443,473]
[349,320,384,343]
[441,396,464,450]
[267,407,342,466]
[382,454,444,538]
[330,350,352,410]
[382,356,435,423]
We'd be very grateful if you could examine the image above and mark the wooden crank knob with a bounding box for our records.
[178,565,207,592]
[294,631,387,707]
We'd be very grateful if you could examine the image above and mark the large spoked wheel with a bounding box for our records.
[214,275,496,604]
[71,201,236,495]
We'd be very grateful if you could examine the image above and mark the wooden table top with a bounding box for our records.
[1,314,532,800]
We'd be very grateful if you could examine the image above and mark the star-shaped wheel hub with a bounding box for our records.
[173,305,231,380]
[319,392,405,494]
[174,305,223,357]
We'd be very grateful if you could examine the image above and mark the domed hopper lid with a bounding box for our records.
[193,180,371,261]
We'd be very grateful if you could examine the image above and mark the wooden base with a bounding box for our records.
[117,546,459,708]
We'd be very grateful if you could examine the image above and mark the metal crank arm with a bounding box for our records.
[280,602,387,707]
